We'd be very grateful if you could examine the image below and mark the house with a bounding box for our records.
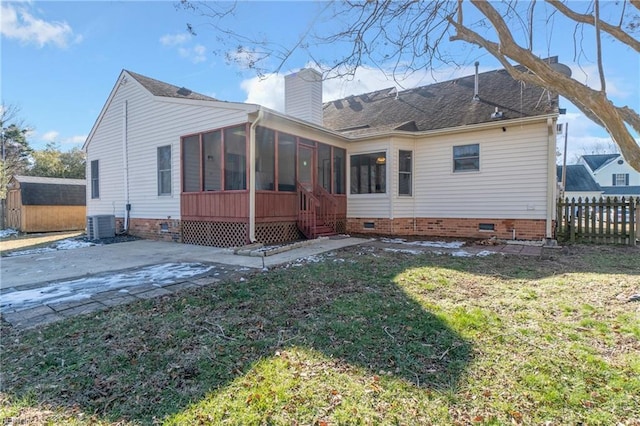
[5,175,86,233]
[578,153,640,198]
[84,60,561,246]
[557,164,603,200]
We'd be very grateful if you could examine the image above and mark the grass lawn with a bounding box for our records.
[1,243,639,425]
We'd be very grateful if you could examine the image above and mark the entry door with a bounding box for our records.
[298,145,315,191]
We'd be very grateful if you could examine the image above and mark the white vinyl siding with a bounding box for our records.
[589,155,640,187]
[412,123,549,219]
[346,122,551,221]
[85,74,253,219]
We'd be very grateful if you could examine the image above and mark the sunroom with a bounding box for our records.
[180,121,347,247]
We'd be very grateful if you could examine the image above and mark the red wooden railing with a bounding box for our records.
[297,182,339,239]
[315,184,338,232]
[297,183,319,239]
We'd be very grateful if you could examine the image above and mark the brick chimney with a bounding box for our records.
[284,68,323,126]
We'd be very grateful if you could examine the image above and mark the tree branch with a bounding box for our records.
[594,0,606,93]
[546,0,640,52]
[449,1,640,171]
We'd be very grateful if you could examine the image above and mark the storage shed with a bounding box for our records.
[6,175,86,232]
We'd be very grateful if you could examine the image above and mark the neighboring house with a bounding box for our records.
[6,175,86,233]
[557,164,603,200]
[579,153,640,198]
[84,59,561,246]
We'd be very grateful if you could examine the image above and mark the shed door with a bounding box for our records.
[7,189,21,230]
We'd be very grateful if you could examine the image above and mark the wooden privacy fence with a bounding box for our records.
[556,197,639,245]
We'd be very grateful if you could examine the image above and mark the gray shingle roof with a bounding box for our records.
[126,71,218,101]
[557,165,601,192]
[12,176,86,206]
[581,154,620,172]
[323,60,559,135]
[601,186,640,196]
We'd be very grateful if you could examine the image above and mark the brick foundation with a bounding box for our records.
[116,217,182,242]
[347,217,547,241]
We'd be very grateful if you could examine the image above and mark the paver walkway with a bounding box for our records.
[1,267,230,329]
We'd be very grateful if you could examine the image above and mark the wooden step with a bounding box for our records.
[313,225,337,237]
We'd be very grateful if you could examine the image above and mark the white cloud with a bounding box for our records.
[557,110,621,163]
[64,135,87,145]
[159,33,190,47]
[568,63,631,100]
[0,4,79,48]
[160,32,207,64]
[241,74,285,111]
[41,130,59,142]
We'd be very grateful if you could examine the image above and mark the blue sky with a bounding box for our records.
[1,1,638,163]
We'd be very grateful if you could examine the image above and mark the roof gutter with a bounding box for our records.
[248,107,264,243]
[344,113,560,142]
[257,107,558,143]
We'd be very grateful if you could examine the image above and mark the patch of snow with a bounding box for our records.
[0,229,18,239]
[0,262,215,313]
[475,250,498,257]
[6,247,57,257]
[383,248,424,255]
[4,237,99,257]
[450,250,498,257]
[299,255,323,263]
[53,239,96,250]
[380,237,465,249]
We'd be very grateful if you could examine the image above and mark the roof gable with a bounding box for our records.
[581,154,620,172]
[323,60,559,136]
[557,165,602,192]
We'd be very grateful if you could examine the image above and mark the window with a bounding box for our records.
[157,146,172,195]
[398,150,412,196]
[203,131,222,191]
[278,133,296,191]
[453,144,480,172]
[224,126,247,190]
[318,143,331,191]
[333,147,346,194]
[182,135,200,192]
[256,127,275,190]
[90,160,99,199]
[350,152,386,194]
[479,223,495,231]
[613,173,629,186]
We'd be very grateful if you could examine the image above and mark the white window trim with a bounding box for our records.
[348,150,388,195]
[452,143,481,174]
[157,145,172,196]
[398,149,413,197]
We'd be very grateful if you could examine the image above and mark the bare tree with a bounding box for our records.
[180,0,640,171]
[1,104,32,199]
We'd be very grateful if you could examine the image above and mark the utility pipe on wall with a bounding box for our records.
[122,99,130,233]
[248,108,264,243]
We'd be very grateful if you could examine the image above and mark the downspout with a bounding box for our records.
[248,108,264,243]
[122,100,130,233]
[545,117,556,240]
